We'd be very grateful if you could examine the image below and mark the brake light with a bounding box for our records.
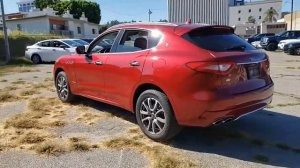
[186,62,235,75]
[262,58,270,75]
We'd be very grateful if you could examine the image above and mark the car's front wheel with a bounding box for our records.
[135,90,182,141]
[266,43,278,51]
[295,48,300,56]
[55,71,75,102]
[288,49,295,55]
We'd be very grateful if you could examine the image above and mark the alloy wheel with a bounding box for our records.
[56,75,69,100]
[139,98,166,134]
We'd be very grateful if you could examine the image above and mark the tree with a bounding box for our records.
[247,16,256,24]
[34,0,101,24]
[264,8,279,23]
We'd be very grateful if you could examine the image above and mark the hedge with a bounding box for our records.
[0,32,61,61]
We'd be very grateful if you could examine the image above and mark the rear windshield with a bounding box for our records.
[183,28,256,52]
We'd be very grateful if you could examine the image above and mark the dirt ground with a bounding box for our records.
[0,51,299,168]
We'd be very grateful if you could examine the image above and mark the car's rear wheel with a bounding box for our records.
[55,71,75,102]
[135,90,182,141]
[31,54,42,64]
[266,43,277,51]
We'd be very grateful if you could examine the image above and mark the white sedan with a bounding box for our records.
[251,41,262,48]
[278,37,300,50]
[25,39,88,64]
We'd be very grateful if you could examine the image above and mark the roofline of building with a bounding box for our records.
[6,14,100,26]
[230,0,282,7]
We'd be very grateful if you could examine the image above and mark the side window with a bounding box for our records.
[289,32,295,38]
[116,30,148,53]
[90,31,119,54]
[52,41,64,48]
[148,30,163,48]
[295,32,300,37]
[40,41,51,47]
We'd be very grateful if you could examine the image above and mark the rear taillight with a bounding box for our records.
[262,58,270,75]
[186,62,235,75]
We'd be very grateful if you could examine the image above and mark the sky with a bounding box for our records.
[3,0,300,24]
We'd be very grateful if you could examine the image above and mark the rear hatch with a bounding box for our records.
[182,26,272,95]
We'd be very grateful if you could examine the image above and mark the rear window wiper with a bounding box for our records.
[225,45,246,51]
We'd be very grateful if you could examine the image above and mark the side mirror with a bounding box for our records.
[60,45,67,49]
[76,46,86,54]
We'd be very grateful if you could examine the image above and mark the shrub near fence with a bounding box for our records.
[0,31,61,61]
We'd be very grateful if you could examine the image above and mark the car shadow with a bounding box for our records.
[72,97,300,167]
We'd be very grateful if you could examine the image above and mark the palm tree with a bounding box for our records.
[264,8,279,23]
[248,16,256,23]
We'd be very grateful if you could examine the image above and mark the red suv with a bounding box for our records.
[54,23,273,141]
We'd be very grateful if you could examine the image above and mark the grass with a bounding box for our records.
[0,57,38,77]
[0,79,7,82]
[254,154,269,163]
[68,137,91,151]
[286,67,296,69]
[19,89,40,97]
[0,92,20,103]
[32,140,66,156]
[102,128,197,168]
[12,80,26,85]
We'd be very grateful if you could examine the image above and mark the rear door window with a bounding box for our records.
[116,30,149,52]
[183,28,256,52]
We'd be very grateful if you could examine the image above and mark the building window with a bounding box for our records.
[259,16,261,19]
[77,27,81,34]
[238,10,241,14]
[17,24,22,31]
[92,28,96,34]
[249,9,251,13]
[259,8,262,12]
[238,18,241,21]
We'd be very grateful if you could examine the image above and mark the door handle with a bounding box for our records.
[130,61,140,67]
[95,61,103,65]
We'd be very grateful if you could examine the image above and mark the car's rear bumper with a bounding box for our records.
[177,83,274,127]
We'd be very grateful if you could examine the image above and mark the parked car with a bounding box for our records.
[246,33,275,43]
[260,30,300,51]
[72,39,90,46]
[81,38,94,43]
[54,23,274,141]
[278,37,300,50]
[25,39,83,64]
[251,41,262,48]
[283,42,300,55]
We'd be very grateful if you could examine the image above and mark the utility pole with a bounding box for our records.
[290,0,294,30]
[0,0,11,64]
[148,9,152,22]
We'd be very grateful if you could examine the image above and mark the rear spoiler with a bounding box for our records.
[174,24,234,36]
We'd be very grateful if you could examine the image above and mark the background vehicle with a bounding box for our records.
[283,42,300,55]
[54,23,273,141]
[81,38,94,43]
[246,33,275,43]
[251,41,262,48]
[25,39,82,64]
[278,37,300,50]
[260,31,300,51]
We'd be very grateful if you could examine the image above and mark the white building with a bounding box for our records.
[229,0,282,26]
[17,0,35,12]
[168,0,230,25]
[2,8,100,38]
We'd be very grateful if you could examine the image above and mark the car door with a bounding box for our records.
[50,40,70,61]
[37,41,52,61]
[102,29,152,108]
[73,31,120,98]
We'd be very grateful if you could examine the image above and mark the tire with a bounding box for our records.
[288,49,295,55]
[135,90,182,141]
[295,48,300,56]
[31,54,42,64]
[55,71,75,103]
[266,43,278,51]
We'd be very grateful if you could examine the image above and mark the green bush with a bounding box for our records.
[0,31,61,61]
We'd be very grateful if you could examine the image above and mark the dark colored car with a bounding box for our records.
[260,31,300,51]
[246,33,275,43]
[283,42,300,55]
[54,23,273,141]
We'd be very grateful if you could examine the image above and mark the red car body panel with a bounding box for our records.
[54,23,273,127]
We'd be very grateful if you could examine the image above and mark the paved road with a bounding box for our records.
[0,51,300,168]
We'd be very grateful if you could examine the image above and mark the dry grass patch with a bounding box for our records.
[0,65,39,77]
[31,140,67,156]
[20,89,41,97]
[0,79,8,82]
[0,92,20,103]
[68,137,91,151]
[102,128,197,168]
